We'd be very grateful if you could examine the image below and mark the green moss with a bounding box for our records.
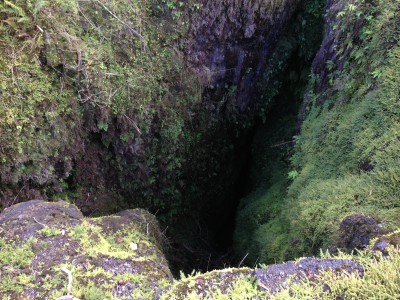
[161,268,257,300]
[233,0,326,265]
[0,238,36,294]
[160,246,400,299]
[68,218,158,261]
[49,261,160,299]
[38,227,62,237]
[0,206,170,299]
[280,0,400,259]
[0,238,35,269]
[269,247,400,299]
[236,0,400,263]
[0,0,202,218]
[169,275,266,300]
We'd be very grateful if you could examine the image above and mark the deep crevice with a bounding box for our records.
[164,2,326,275]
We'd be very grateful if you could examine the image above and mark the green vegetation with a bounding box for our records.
[271,247,400,299]
[0,0,202,218]
[68,218,157,260]
[160,246,400,299]
[235,0,400,264]
[0,238,36,294]
[48,264,157,299]
[234,0,326,263]
[1,0,400,297]
[38,226,62,237]
[0,209,171,299]
[163,275,265,300]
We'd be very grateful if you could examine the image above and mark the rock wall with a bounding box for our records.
[234,0,400,265]
[185,0,299,111]
[0,0,302,223]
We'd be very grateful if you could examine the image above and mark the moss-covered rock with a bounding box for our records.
[161,258,363,299]
[0,0,202,216]
[335,214,388,252]
[0,200,171,299]
[2,201,400,299]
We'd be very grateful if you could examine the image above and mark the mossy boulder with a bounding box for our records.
[2,200,400,299]
[335,214,387,253]
[161,258,363,299]
[0,200,172,299]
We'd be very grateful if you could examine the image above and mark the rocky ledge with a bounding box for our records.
[0,200,171,299]
[0,201,375,299]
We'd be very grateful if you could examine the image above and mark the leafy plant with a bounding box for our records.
[288,170,299,180]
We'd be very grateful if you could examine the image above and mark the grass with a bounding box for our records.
[270,247,400,299]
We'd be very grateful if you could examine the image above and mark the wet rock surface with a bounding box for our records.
[0,200,83,240]
[185,0,299,111]
[163,258,363,299]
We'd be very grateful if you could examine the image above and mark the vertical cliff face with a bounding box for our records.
[234,0,400,265]
[0,0,301,217]
[184,0,299,112]
[167,0,310,270]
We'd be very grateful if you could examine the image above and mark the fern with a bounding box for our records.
[0,0,47,28]
[1,0,31,25]
[3,0,26,17]
[33,0,48,19]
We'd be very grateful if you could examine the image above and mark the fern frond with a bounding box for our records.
[17,16,31,24]
[4,0,26,17]
[33,0,48,18]
[1,17,19,30]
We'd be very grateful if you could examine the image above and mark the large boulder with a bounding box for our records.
[336,214,387,252]
[0,200,172,299]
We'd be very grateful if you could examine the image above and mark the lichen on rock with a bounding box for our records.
[0,200,172,299]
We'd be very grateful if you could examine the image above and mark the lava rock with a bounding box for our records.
[372,233,400,255]
[0,200,172,299]
[0,200,83,240]
[336,214,387,252]
[254,258,363,294]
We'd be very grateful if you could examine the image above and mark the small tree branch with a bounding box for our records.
[238,253,249,268]
[93,0,146,48]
